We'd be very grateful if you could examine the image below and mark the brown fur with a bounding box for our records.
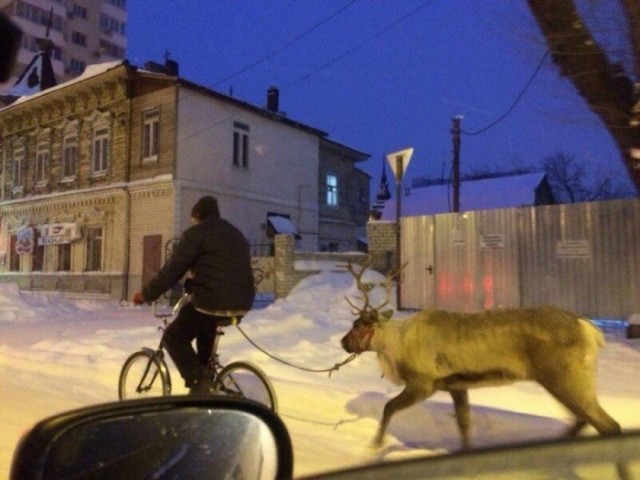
[341,306,621,449]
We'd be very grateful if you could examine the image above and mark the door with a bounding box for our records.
[400,216,436,309]
[142,235,162,287]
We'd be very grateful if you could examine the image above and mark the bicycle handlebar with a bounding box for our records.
[152,294,191,319]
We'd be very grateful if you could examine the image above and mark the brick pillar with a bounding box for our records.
[366,221,397,275]
[274,234,296,298]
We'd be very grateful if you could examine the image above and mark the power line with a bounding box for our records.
[461,48,551,136]
[285,0,439,89]
[212,0,358,87]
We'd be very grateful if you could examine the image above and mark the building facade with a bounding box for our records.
[0,0,127,85]
[0,60,370,299]
[318,138,369,252]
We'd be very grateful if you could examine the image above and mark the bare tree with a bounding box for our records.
[527,0,640,192]
[542,151,635,202]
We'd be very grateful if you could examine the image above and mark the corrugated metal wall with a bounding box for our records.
[400,198,640,319]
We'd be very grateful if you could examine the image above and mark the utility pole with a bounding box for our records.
[451,116,462,212]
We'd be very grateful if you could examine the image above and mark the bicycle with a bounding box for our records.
[118,294,278,412]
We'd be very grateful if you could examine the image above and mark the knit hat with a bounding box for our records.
[191,196,220,220]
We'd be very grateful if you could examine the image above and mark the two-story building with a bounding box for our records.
[319,138,370,252]
[0,59,369,299]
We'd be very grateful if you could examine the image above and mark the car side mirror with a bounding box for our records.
[10,396,293,480]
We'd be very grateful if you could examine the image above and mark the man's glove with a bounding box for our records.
[132,292,145,305]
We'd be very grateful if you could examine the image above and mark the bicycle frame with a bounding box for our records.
[135,347,170,394]
[120,293,277,411]
[153,294,230,380]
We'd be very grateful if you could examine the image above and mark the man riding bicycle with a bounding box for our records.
[133,196,255,395]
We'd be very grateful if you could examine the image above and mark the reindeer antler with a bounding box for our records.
[343,260,373,314]
[343,260,407,316]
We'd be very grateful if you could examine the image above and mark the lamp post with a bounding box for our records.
[386,147,413,310]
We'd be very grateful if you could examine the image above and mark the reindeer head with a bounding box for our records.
[340,261,400,354]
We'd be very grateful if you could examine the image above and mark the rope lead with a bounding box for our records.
[235,324,358,376]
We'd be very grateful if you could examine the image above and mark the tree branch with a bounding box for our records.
[527,0,640,190]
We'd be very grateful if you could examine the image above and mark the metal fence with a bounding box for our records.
[400,198,640,319]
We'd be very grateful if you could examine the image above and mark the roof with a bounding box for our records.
[1,38,57,102]
[379,172,549,219]
[176,77,327,138]
[1,60,126,112]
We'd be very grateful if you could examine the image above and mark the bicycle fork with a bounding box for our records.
[137,348,165,394]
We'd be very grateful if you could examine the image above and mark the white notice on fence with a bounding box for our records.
[480,234,505,249]
[556,240,591,258]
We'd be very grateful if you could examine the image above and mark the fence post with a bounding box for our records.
[274,234,296,298]
[366,221,397,275]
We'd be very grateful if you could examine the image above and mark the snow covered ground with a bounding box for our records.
[1,271,640,478]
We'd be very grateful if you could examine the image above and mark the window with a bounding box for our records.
[15,1,62,32]
[9,235,20,272]
[72,4,87,18]
[12,147,25,191]
[57,243,71,272]
[62,133,78,178]
[233,122,249,169]
[32,230,44,272]
[106,0,126,10]
[85,227,103,271]
[99,39,125,58]
[142,109,159,162]
[71,31,86,46]
[100,13,126,35]
[69,58,85,74]
[35,142,49,185]
[326,174,339,206]
[92,127,109,175]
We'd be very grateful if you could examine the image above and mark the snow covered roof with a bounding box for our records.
[379,172,550,219]
[1,60,126,111]
[267,214,301,239]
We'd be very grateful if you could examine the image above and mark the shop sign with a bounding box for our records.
[15,226,34,255]
[38,223,81,246]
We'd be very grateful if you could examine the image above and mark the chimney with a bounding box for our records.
[267,86,279,113]
[164,59,179,76]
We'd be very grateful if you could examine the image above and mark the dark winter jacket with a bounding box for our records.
[141,216,255,312]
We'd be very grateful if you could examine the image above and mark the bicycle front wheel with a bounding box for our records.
[215,361,278,412]
[118,350,171,400]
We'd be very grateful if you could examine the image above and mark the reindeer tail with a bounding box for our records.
[579,317,606,348]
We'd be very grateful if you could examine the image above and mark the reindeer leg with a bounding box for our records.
[537,369,621,438]
[374,385,431,447]
[450,389,471,450]
[564,419,588,438]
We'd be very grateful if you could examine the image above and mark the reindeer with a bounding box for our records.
[340,262,621,449]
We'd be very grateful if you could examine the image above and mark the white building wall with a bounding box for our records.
[174,88,319,251]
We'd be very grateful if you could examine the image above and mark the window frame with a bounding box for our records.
[35,141,50,186]
[326,174,339,206]
[232,121,249,169]
[141,109,160,163]
[62,135,78,179]
[9,234,20,272]
[85,226,103,272]
[57,243,72,272]
[92,127,109,176]
[12,146,25,193]
[31,229,44,272]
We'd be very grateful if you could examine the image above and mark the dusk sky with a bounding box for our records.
[126,0,634,193]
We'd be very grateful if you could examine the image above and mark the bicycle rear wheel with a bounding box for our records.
[118,350,171,400]
[215,361,278,412]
